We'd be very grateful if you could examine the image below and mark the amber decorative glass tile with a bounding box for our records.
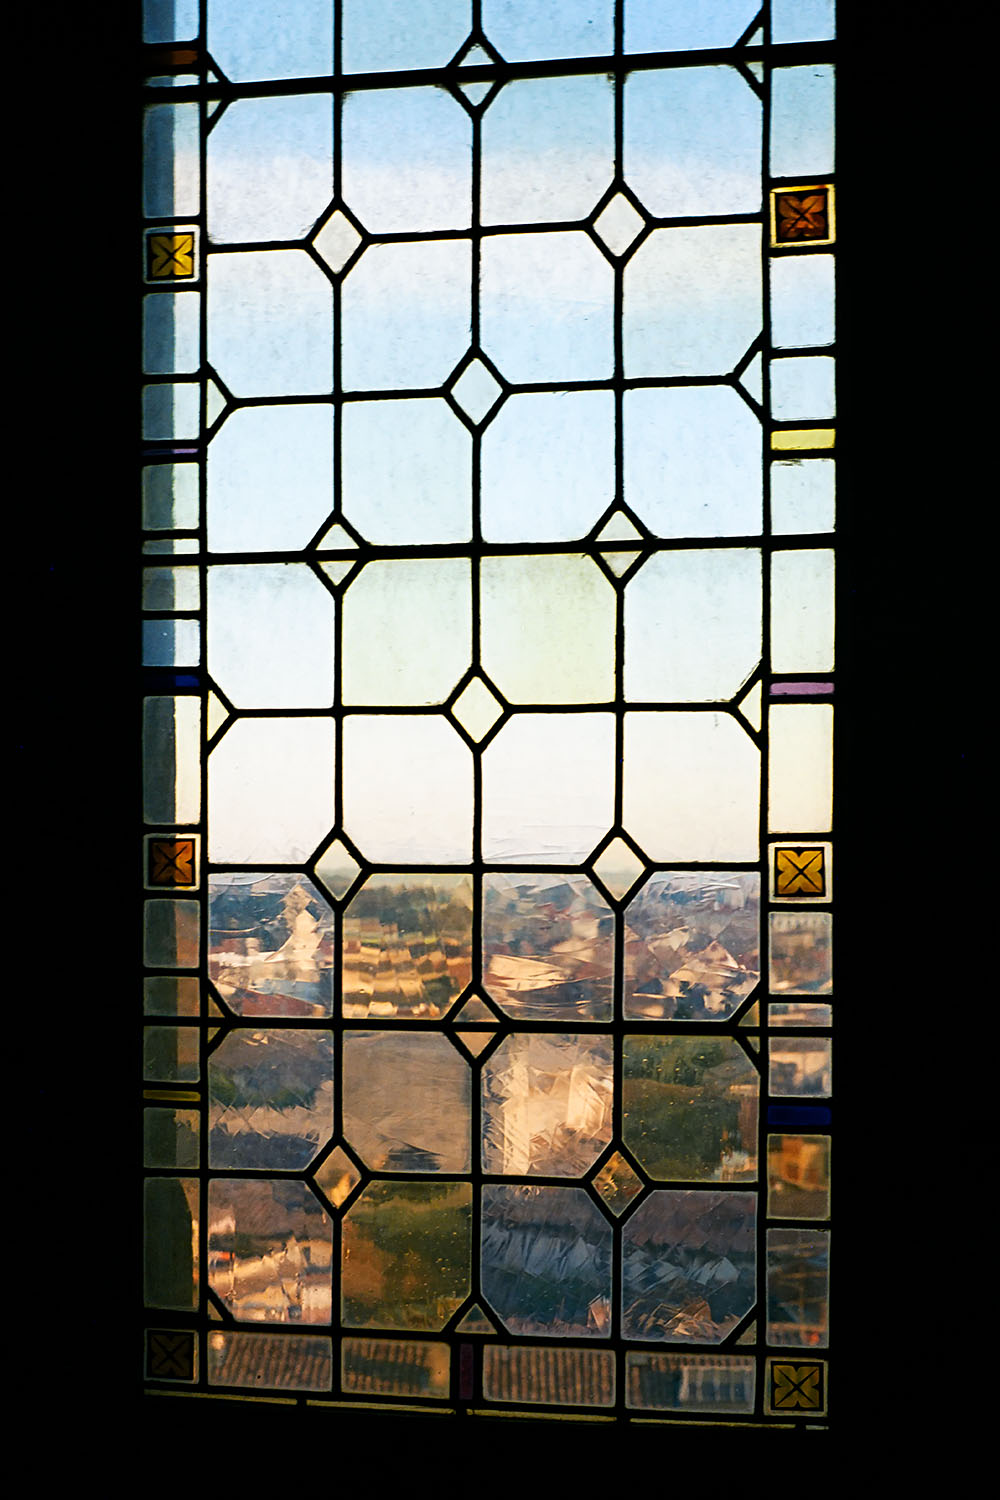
[312,1146,362,1211]
[147,835,197,888]
[767,1358,827,1415]
[767,1134,831,1220]
[770,185,835,247]
[146,229,197,279]
[146,1328,196,1381]
[591,1151,644,1217]
[774,845,826,898]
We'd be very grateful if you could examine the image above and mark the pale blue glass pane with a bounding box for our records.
[143,103,200,218]
[770,66,835,178]
[144,0,200,42]
[770,458,835,535]
[208,250,333,397]
[143,618,201,666]
[771,356,836,421]
[772,0,835,43]
[625,550,761,702]
[208,405,334,552]
[342,0,470,73]
[143,293,201,374]
[341,242,471,391]
[208,0,333,82]
[625,0,759,52]
[770,255,835,349]
[481,391,614,542]
[142,383,200,441]
[208,564,336,707]
[208,95,334,243]
[342,399,471,544]
[341,560,472,706]
[482,0,613,61]
[624,226,760,378]
[625,68,760,217]
[481,232,613,382]
[342,88,471,233]
[481,74,613,226]
[624,387,761,538]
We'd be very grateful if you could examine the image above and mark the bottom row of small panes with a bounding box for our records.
[145,1328,827,1418]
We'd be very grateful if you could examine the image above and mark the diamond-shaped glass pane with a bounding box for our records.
[317,521,358,550]
[458,80,493,105]
[591,836,647,900]
[592,1151,644,1216]
[315,837,362,900]
[592,193,646,257]
[595,509,643,544]
[451,674,504,741]
[318,558,359,589]
[458,42,494,67]
[450,359,503,425]
[455,1030,494,1058]
[313,1145,362,1208]
[599,549,642,579]
[455,1303,497,1335]
[313,210,362,274]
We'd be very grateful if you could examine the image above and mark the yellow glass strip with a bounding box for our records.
[307,1401,455,1416]
[631,1417,796,1429]
[143,1088,201,1102]
[145,1389,297,1406]
[771,428,836,451]
[470,1408,615,1423]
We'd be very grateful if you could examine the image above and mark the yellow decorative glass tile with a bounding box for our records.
[770,184,835,247]
[767,1359,827,1414]
[771,427,836,450]
[147,835,197,888]
[147,230,196,279]
[774,845,826,898]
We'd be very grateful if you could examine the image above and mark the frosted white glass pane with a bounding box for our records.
[342,0,470,73]
[482,713,615,862]
[342,717,473,862]
[480,555,615,704]
[481,232,613,382]
[770,459,835,536]
[624,226,761,378]
[770,551,835,673]
[481,391,614,542]
[624,712,759,859]
[770,255,835,349]
[208,95,333,243]
[625,68,760,217]
[483,1,613,61]
[341,559,471,705]
[208,406,334,553]
[481,74,613,225]
[207,563,336,707]
[341,241,471,391]
[771,356,836,421]
[143,293,200,375]
[625,0,759,52]
[624,387,761,538]
[342,87,471,233]
[143,104,200,217]
[768,705,832,833]
[625,551,761,701]
[208,0,333,82]
[770,66,835,178]
[208,250,333,397]
[208,718,336,862]
[341,399,470,543]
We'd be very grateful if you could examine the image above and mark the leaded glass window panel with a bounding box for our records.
[141,0,838,1428]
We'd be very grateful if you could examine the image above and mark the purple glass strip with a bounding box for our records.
[143,445,200,459]
[769,681,834,697]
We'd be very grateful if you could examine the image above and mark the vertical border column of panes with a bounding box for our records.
[763,19,836,1424]
[140,0,206,1395]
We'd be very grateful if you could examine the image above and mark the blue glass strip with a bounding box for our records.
[767,1104,831,1128]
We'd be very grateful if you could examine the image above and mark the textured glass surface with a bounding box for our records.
[343,1030,471,1172]
[144,901,200,969]
[342,1181,472,1330]
[483,874,613,1020]
[622,1191,756,1342]
[484,1346,615,1407]
[144,1106,200,1168]
[624,713,759,860]
[591,1151,644,1217]
[481,1185,613,1338]
[766,1229,830,1347]
[208,1178,332,1323]
[624,872,759,1021]
[342,875,473,1019]
[208,1028,334,1169]
[768,1134,831,1220]
[626,1352,755,1413]
[623,1036,758,1181]
[770,912,833,994]
[208,1331,333,1391]
[769,1037,832,1098]
[343,1338,450,1398]
[482,1033,613,1175]
[208,874,336,1018]
[483,714,615,863]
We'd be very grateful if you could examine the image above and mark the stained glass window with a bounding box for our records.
[141,0,840,1429]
